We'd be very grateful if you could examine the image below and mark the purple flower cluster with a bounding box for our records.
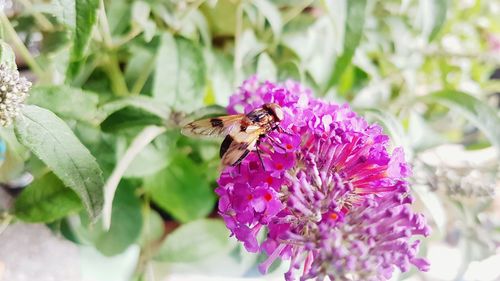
[216,76,430,280]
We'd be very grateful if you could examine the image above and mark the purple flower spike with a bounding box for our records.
[217,77,430,280]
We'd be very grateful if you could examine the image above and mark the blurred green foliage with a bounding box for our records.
[0,0,499,280]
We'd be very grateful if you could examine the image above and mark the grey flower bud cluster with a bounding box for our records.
[0,64,31,127]
[413,159,497,198]
[435,166,496,197]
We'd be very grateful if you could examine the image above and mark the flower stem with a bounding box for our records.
[102,126,167,230]
[131,55,155,95]
[0,12,44,77]
[112,25,142,48]
[103,53,129,96]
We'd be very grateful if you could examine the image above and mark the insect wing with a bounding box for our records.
[220,128,264,166]
[181,114,245,138]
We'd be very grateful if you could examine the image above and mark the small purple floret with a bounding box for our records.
[216,76,430,280]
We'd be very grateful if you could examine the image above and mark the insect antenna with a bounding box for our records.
[277,125,294,136]
[267,135,286,151]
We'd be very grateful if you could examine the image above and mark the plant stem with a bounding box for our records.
[131,196,160,281]
[112,25,142,48]
[0,11,44,77]
[102,126,167,230]
[96,0,131,96]
[104,54,129,96]
[131,56,155,95]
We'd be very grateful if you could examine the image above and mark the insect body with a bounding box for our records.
[181,103,284,166]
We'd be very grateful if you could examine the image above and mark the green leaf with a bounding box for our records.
[253,0,282,39]
[100,106,163,132]
[281,13,316,60]
[73,123,117,178]
[153,33,206,112]
[184,104,227,121]
[123,134,170,178]
[41,30,72,54]
[80,244,141,279]
[257,52,277,82]
[155,219,234,262]
[325,0,367,90]
[0,40,16,68]
[100,96,170,121]
[53,0,76,28]
[14,105,104,221]
[277,60,301,82]
[131,1,156,42]
[408,111,444,151]
[28,85,100,124]
[145,153,216,223]
[203,49,234,106]
[424,90,500,149]
[360,108,412,159]
[101,126,166,230]
[67,0,99,80]
[420,0,448,41]
[106,0,131,36]
[412,184,447,234]
[124,44,157,91]
[235,29,265,72]
[99,96,170,132]
[14,173,82,223]
[91,181,142,256]
[189,10,211,46]
[138,209,165,247]
[200,0,237,36]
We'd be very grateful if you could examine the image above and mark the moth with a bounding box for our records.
[181,103,284,166]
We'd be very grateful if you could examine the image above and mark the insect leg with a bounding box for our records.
[277,125,294,136]
[267,135,286,151]
[233,149,251,166]
[256,138,266,171]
